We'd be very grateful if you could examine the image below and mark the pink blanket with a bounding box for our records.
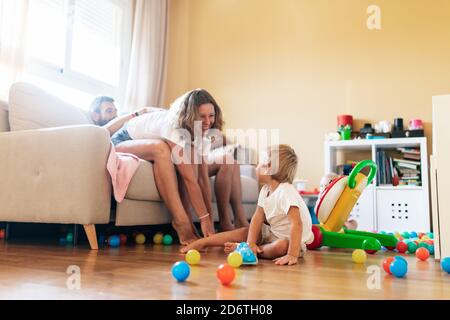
[106,144,140,203]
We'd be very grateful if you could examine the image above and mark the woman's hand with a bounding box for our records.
[136,106,163,115]
[273,254,298,266]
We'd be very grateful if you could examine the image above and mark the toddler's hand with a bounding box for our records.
[249,243,263,255]
[273,254,298,266]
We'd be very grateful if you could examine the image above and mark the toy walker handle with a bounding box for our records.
[348,160,377,189]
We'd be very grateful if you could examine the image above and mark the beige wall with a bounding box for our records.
[165,0,450,188]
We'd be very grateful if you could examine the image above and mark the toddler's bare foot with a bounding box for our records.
[179,238,206,253]
[172,221,199,246]
[224,242,239,253]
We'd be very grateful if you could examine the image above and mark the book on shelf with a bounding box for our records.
[376,149,422,187]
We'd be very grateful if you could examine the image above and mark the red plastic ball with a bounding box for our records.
[396,241,408,253]
[119,234,127,245]
[217,264,236,286]
[382,257,395,274]
[307,225,323,250]
[415,247,430,261]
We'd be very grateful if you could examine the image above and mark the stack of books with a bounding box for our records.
[376,147,421,186]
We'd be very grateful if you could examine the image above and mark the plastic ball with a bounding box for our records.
[352,249,367,264]
[401,232,411,239]
[382,257,395,274]
[418,242,429,249]
[135,233,146,245]
[227,252,243,268]
[108,235,120,247]
[185,249,201,265]
[416,247,430,261]
[119,234,127,245]
[217,264,236,286]
[390,259,408,278]
[163,234,173,246]
[396,241,408,253]
[362,238,381,254]
[307,225,323,250]
[153,232,163,244]
[441,257,450,273]
[394,256,408,265]
[407,241,418,254]
[171,261,190,282]
[66,233,74,243]
[410,232,418,238]
[428,245,435,255]
[427,232,434,239]
[59,237,67,246]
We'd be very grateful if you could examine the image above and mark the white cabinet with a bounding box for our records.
[324,138,430,233]
[376,188,428,232]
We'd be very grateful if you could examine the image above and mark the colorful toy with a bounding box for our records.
[415,247,430,261]
[217,264,236,286]
[352,249,367,264]
[441,257,450,274]
[108,235,121,247]
[308,160,397,253]
[396,241,408,253]
[234,242,258,265]
[227,251,243,268]
[163,234,173,246]
[119,234,127,245]
[407,242,418,254]
[394,256,408,265]
[390,259,408,278]
[382,257,395,274]
[171,261,190,282]
[135,233,146,245]
[153,232,163,244]
[185,249,201,265]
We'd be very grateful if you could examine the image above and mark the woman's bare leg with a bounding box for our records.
[115,139,198,245]
[229,164,249,228]
[180,227,248,253]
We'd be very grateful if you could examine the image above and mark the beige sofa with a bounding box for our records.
[0,83,258,249]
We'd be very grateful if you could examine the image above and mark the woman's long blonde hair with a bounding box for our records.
[177,89,224,138]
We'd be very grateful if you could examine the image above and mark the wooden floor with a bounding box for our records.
[0,240,449,300]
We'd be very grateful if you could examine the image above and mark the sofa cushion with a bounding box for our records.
[8,82,92,131]
[125,160,259,203]
[0,100,9,132]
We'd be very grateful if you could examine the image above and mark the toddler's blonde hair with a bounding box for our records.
[267,144,298,184]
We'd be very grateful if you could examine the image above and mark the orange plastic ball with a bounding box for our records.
[382,257,395,274]
[416,247,430,261]
[217,264,236,286]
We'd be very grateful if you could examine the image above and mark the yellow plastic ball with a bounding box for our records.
[135,233,146,245]
[185,249,201,265]
[153,232,163,244]
[227,251,243,268]
[352,249,367,264]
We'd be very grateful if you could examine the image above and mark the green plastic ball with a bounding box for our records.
[407,241,418,254]
[163,234,173,246]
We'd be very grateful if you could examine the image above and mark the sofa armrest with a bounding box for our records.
[0,125,111,225]
[240,164,257,180]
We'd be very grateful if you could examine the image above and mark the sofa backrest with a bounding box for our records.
[0,100,10,132]
[8,82,93,131]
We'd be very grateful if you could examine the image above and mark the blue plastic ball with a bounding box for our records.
[59,237,67,246]
[428,245,435,255]
[410,232,418,238]
[394,256,408,265]
[171,261,190,282]
[108,235,120,247]
[441,257,450,274]
[390,259,408,278]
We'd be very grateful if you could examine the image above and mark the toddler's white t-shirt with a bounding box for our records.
[258,183,313,244]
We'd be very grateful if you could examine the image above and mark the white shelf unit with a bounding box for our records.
[324,138,430,233]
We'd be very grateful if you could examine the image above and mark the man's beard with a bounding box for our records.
[97,118,111,126]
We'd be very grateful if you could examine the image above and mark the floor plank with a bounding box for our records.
[0,240,449,300]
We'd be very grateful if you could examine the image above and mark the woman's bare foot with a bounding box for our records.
[224,242,239,253]
[179,238,207,253]
[200,218,216,237]
[219,222,235,232]
[234,218,249,229]
[172,221,199,245]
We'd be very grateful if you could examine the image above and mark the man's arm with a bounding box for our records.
[104,107,160,136]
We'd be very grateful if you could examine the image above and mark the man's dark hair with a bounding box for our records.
[90,96,114,113]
